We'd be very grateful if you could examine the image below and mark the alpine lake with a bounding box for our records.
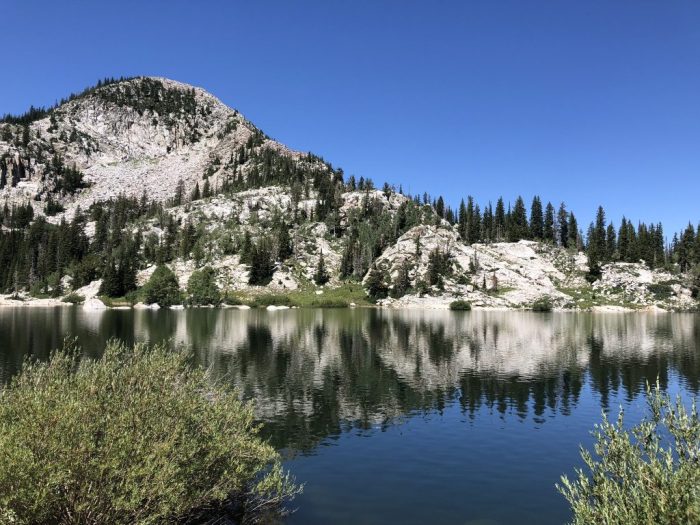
[1,307,698,524]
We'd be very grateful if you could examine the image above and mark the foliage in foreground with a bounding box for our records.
[0,340,300,525]
[558,384,700,525]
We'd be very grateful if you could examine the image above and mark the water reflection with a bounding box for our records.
[1,308,698,452]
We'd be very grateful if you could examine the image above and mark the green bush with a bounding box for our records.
[449,300,472,311]
[558,384,700,524]
[0,340,300,524]
[248,294,298,308]
[61,293,85,305]
[532,296,553,312]
[142,265,181,307]
[648,283,674,301]
[187,266,221,306]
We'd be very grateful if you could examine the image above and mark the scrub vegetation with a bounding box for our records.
[0,340,300,524]
[558,384,700,524]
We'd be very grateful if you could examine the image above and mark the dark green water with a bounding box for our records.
[1,307,699,524]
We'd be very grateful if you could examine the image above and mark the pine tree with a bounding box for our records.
[586,223,602,281]
[529,196,544,240]
[365,264,388,300]
[606,223,617,260]
[677,223,696,272]
[314,251,330,285]
[427,248,450,289]
[392,260,411,298]
[248,239,275,285]
[179,220,197,258]
[173,178,185,206]
[618,218,630,261]
[509,196,529,241]
[626,221,639,262]
[142,265,181,306]
[593,206,607,262]
[239,231,253,264]
[465,197,476,243]
[458,199,467,240]
[653,223,665,268]
[187,266,221,305]
[558,203,569,248]
[340,236,356,278]
[544,202,555,243]
[482,202,494,243]
[494,197,506,241]
[435,196,445,219]
[190,182,201,201]
[276,223,293,261]
[469,203,482,244]
[117,253,137,296]
[99,259,121,297]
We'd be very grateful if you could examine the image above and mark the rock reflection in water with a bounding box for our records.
[0,308,698,452]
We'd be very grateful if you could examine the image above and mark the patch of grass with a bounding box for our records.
[487,286,516,297]
[557,286,643,311]
[248,294,299,308]
[449,300,472,311]
[234,283,369,309]
[222,292,245,306]
[98,295,133,308]
[309,297,350,308]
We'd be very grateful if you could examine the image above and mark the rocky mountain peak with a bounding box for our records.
[0,77,331,216]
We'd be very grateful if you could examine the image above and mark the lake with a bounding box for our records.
[1,307,698,524]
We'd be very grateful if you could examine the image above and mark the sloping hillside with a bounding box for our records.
[0,77,697,311]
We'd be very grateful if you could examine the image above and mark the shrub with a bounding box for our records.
[248,294,298,308]
[648,283,674,301]
[61,292,85,305]
[0,340,300,524]
[558,384,700,524]
[187,266,221,306]
[449,300,472,311]
[142,265,181,307]
[532,296,553,312]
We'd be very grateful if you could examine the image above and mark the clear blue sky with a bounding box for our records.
[2,1,698,235]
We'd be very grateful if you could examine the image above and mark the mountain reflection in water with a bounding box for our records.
[1,308,698,453]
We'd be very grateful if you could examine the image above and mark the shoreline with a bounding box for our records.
[0,296,694,313]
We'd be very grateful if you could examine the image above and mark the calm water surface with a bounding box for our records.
[1,307,699,524]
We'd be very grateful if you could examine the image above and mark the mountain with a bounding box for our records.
[0,77,698,311]
[0,77,328,212]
